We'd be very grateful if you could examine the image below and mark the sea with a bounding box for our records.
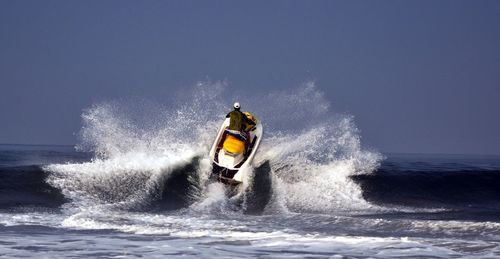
[1,146,500,258]
[1,85,500,258]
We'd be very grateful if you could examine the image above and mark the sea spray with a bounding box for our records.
[45,81,381,214]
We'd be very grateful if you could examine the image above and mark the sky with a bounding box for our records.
[0,0,499,155]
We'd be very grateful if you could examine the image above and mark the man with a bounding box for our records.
[226,102,256,141]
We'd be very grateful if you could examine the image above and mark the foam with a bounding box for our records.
[57,210,467,258]
[0,212,64,227]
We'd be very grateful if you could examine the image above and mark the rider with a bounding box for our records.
[226,102,255,141]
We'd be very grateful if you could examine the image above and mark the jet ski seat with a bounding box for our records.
[223,134,246,154]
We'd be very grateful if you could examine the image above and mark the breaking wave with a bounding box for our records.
[43,81,381,214]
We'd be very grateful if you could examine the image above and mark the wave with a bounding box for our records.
[353,169,500,209]
[7,82,379,215]
[0,165,67,209]
[3,164,500,215]
[44,154,206,211]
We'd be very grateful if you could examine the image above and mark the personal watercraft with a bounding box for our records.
[209,112,263,185]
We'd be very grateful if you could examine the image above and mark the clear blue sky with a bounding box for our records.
[1,0,499,154]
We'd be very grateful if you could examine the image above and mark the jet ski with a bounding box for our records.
[209,112,263,185]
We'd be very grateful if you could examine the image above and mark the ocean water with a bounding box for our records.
[1,84,499,258]
[1,145,500,258]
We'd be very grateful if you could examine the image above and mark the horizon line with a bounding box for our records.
[0,143,498,156]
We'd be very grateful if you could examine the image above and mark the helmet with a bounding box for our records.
[233,102,240,109]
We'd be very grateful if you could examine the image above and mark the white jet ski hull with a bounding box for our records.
[209,118,263,185]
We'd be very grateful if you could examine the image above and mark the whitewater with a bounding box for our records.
[1,82,500,258]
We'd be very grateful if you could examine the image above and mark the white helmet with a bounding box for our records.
[233,102,240,109]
